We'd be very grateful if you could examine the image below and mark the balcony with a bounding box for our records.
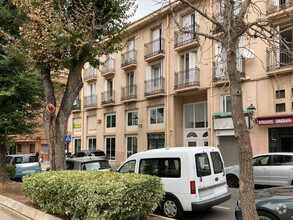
[267,0,293,21]
[213,56,246,85]
[267,45,293,75]
[72,99,81,111]
[121,85,137,103]
[144,38,165,62]
[101,91,115,106]
[174,24,200,52]
[84,67,97,82]
[121,50,137,70]
[84,95,97,108]
[101,58,115,78]
[174,67,200,92]
[144,76,165,98]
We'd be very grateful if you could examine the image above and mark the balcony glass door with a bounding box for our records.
[152,27,162,53]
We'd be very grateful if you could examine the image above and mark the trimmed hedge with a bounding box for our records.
[6,165,16,179]
[22,171,164,220]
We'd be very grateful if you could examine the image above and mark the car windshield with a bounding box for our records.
[82,161,111,170]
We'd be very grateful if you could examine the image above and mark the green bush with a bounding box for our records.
[6,165,16,179]
[22,171,164,220]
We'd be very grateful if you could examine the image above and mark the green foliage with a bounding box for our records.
[22,171,164,220]
[6,165,16,179]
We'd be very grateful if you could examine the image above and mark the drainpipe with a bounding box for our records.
[210,0,214,146]
[166,13,170,148]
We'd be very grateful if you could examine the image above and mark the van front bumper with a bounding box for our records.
[191,192,231,211]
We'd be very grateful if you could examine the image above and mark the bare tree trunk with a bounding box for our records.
[227,41,258,220]
[0,144,10,184]
[41,64,84,171]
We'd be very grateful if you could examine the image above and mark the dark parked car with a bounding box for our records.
[70,150,109,160]
[235,186,293,220]
[66,157,112,171]
[6,155,42,178]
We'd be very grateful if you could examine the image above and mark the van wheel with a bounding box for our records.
[226,174,239,187]
[162,197,183,219]
[257,210,279,220]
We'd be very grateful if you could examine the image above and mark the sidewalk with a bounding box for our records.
[41,161,50,172]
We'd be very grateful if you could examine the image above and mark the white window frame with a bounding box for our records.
[183,102,208,129]
[105,136,116,160]
[106,113,116,128]
[220,94,231,113]
[126,135,138,158]
[87,137,96,151]
[149,106,164,125]
[127,111,138,127]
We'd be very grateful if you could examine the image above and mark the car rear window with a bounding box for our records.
[13,157,23,164]
[195,153,211,177]
[93,151,106,156]
[28,156,38,163]
[139,158,181,178]
[81,161,111,170]
[210,152,224,174]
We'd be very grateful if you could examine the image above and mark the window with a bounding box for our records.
[221,94,231,112]
[106,137,115,160]
[74,139,81,153]
[66,161,75,170]
[29,144,35,153]
[106,114,116,128]
[184,102,208,128]
[17,144,22,153]
[126,136,138,158]
[119,160,136,173]
[253,155,270,166]
[88,137,96,151]
[276,103,286,112]
[139,158,181,178]
[276,90,285,99]
[211,152,224,174]
[148,134,165,149]
[195,153,211,177]
[127,111,138,126]
[149,107,164,124]
[272,155,293,165]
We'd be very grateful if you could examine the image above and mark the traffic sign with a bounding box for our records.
[65,135,72,143]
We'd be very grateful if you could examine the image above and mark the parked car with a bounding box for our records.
[117,147,231,219]
[6,154,42,178]
[70,150,109,160]
[225,152,293,187]
[66,157,112,171]
[235,186,293,220]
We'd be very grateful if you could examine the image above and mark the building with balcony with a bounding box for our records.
[67,0,293,167]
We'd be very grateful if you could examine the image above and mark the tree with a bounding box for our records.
[2,0,136,170]
[0,0,44,183]
[157,0,283,219]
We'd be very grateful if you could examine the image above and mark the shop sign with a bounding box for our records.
[258,117,293,126]
[73,123,82,128]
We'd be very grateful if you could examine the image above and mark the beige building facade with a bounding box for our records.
[67,1,293,167]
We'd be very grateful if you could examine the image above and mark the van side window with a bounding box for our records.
[195,153,211,177]
[119,160,136,173]
[139,158,181,178]
[210,152,224,174]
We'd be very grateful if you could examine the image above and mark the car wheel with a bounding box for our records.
[162,197,183,219]
[226,174,239,187]
[257,210,279,220]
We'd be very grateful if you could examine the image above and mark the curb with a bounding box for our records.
[0,195,61,220]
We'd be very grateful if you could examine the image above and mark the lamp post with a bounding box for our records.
[247,104,257,129]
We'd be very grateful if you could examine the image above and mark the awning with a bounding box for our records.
[257,114,293,126]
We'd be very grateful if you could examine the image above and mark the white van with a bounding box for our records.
[117,147,231,218]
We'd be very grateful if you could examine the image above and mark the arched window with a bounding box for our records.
[187,132,197,138]
[202,132,208,137]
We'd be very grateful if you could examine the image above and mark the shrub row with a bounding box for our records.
[22,171,164,220]
[6,165,16,179]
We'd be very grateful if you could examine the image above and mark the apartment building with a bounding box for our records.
[67,0,293,167]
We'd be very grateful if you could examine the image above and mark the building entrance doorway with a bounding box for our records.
[269,127,293,152]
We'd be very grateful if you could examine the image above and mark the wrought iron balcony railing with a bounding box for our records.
[267,45,293,71]
[213,56,245,81]
[174,67,200,89]
[84,95,97,107]
[84,67,97,80]
[144,76,165,95]
[121,85,137,101]
[101,90,115,104]
[72,99,81,110]
[174,23,199,48]
[121,49,137,67]
[101,58,115,74]
[267,0,293,13]
[144,38,165,59]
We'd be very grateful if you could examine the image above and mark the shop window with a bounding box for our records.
[276,103,286,112]
[276,90,285,99]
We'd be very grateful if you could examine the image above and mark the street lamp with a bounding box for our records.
[247,104,257,128]
[132,115,142,128]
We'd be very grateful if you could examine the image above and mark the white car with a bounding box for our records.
[225,152,293,187]
[117,147,231,219]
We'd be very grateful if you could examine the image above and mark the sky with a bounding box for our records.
[130,0,163,22]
